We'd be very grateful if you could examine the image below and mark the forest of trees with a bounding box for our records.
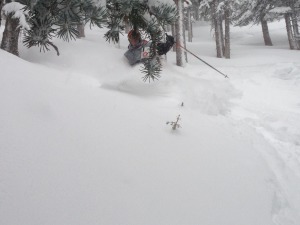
[189,0,300,58]
[0,0,299,79]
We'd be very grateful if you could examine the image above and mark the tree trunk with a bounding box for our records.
[171,23,176,52]
[212,0,223,58]
[175,0,186,67]
[124,16,131,34]
[77,22,85,38]
[183,22,188,63]
[191,20,193,39]
[224,5,230,59]
[0,0,4,26]
[261,18,273,46]
[285,13,296,50]
[193,1,200,21]
[220,18,225,55]
[187,7,192,42]
[290,5,300,49]
[0,13,21,56]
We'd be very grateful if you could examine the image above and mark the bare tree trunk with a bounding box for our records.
[124,16,131,34]
[171,23,176,52]
[193,1,200,21]
[183,22,188,63]
[261,18,273,46]
[191,20,193,39]
[187,7,192,42]
[214,20,223,58]
[0,0,4,26]
[285,14,296,50]
[212,0,223,58]
[220,18,225,55]
[77,22,85,38]
[175,0,186,67]
[0,14,21,56]
[224,5,230,59]
[290,5,300,49]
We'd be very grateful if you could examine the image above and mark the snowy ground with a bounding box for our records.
[0,20,300,225]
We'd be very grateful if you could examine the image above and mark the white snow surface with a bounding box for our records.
[92,0,106,7]
[0,20,300,225]
[148,0,176,7]
[269,6,292,14]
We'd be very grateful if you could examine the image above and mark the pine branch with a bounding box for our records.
[150,4,178,27]
[46,41,60,55]
[85,5,107,29]
[141,56,162,82]
[21,0,107,55]
[105,0,178,81]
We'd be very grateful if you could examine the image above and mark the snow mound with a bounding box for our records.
[179,77,240,115]
[273,63,300,82]
[1,19,300,225]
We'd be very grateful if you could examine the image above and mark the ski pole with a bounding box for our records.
[178,44,229,78]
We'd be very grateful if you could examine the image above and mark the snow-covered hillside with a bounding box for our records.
[0,20,300,225]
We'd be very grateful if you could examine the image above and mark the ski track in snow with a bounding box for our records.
[185,20,300,224]
[228,62,300,224]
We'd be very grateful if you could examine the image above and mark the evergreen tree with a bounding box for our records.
[233,0,300,49]
[1,0,177,81]
[104,0,178,82]
[198,0,234,58]
[184,0,193,42]
[282,0,300,49]
[199,0,223,58]
[233,0,278,46]
[0,0,106,56]
[190,0,202,20]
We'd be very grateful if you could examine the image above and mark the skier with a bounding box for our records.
[124,29,175,65]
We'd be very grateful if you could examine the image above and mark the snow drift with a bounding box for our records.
[0,20,300,225]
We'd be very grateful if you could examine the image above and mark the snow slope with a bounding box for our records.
[0,20,300,225]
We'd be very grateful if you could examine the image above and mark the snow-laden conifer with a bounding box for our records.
[0,0,107,55]
[105,0,178,81]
